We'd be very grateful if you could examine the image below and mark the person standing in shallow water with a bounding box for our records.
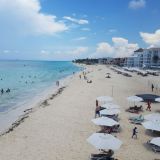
[1,88,4,94]
[56,81,59,87]
[6,88,10,93]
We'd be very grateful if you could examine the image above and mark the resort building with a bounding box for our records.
[133,48,144,68]
[125,48,160,69]
[143,48,160,68]
[98,58,112,64]
[126,56,135,67]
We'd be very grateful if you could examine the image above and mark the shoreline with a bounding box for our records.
[0,86,66,137]
[0,69,80,136]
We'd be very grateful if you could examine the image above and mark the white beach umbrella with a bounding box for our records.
[127,96,143,102]
[144,113,160,122]
[101,103,120,110]
[100,109,120,116]
[150,137,160,147]
[142,121,160,132]
[87,133,122,150]
[155,97,160,102]
[92,117,119,127]
[96,96,113,105]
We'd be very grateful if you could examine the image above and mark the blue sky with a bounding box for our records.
[0,0,160,60]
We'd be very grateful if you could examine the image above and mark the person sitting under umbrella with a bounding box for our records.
[100,149,114,157]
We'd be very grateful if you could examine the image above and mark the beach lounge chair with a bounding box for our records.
[152,145,160,153]
[87,80,92,83]
[98,125,120,134]
[129,115,144,124]
[99,107,106,111]
[130,118,144,124]
[90,150,114,160]
[147,140,160,153]
[105,75,111,78]
[126,105,143,114]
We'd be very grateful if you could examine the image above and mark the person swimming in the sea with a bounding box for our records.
[6,88,10,93]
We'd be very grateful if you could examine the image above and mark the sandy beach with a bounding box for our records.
[0,64,160,160]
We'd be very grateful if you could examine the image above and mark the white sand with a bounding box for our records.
[0,64,160,160]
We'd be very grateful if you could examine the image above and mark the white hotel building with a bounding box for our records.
[125,48,160,69]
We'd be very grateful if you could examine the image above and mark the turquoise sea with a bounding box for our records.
[0,61,80,132]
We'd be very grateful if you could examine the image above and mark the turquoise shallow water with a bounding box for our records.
[0,60,80,113]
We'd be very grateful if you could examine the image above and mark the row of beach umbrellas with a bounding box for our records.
[87,96,122,151]
[97,95,160,104]
[127,95,160,103]
[142,114,160,148]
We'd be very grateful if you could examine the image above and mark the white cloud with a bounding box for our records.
[0,0,68,36]
[96,42,114,57]
[112,37,138,57]
[140,29,160,47]
[63,16,89,25]
[112,37,128,46]
[92,37,139,58]
[73,37,87,41]
[54,47,89,59]
[3,50,10,53]
[129,0,146,9]
[69,47,88,55]
[38,47,89,60]
[108,29,117,33]
[81,28,90,31]
[40,50,50,55]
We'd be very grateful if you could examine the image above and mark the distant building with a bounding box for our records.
[74,47,160,68]
[133,48,144,68]
[126,56,134,67]
[112,58,126,66]
[98,58,113,64]
[125,48,160,69]
[143,48,160,68]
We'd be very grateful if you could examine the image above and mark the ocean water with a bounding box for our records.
[0,60,80,132]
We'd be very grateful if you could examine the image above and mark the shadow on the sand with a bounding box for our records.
[142,142,152,152]
[144,130,160,137]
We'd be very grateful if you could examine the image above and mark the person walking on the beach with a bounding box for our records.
[95,100,100,118]
[84,75,87,80]
[146,100,151,111]
[132,127,138,139]
[79,74,81,79]
[151,84,154,92]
